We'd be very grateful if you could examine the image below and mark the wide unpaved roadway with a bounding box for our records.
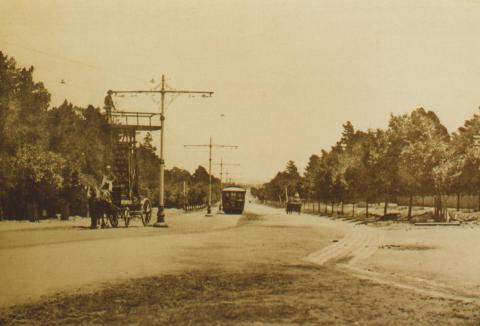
[1,202,480,325]
[0,208,245,307]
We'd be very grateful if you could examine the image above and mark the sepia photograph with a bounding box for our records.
[2,0,480,324]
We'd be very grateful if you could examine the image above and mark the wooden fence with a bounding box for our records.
[261,196,480,215]
[396,195,480,211]
[183,204,207,211]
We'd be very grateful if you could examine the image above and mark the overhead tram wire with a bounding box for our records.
[2,39,160,108]
[149,81,182,109]
[184,137,238,216]
[109,75,214,226]
[214,159,240,212]
[42,78,100,94]
[1,39,153,85]
[114,79,190,112]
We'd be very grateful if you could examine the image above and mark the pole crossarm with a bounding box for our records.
[110,90,214,96]
[184,145,238,148]
[107,74,214,226]
[213,159,240,212]
[214,162,240,166]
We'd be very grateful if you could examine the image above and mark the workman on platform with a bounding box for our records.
[104,90,115,122]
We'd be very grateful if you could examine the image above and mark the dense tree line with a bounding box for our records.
[137,136,221,209]
[253,108,480,220]
[0,52,219,220]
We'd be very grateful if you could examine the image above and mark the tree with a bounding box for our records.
[321,148,343,214]
[345,130,382,217]
[165,167,191,208]
[192,166,210,184]
[261,161,303,203]
[137,136,160,206]
[11,145,66,220]
[389,108,450,219]
[0,52,54,219]
[0,51,224,219]
[450,109,480,210]
[0,54,50,155]
[432,149,464,220]
[303,154,321,201]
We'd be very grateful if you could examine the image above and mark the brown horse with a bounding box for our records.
[87,186,118,229]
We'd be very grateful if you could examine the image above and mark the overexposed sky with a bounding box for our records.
[2,0,480,183]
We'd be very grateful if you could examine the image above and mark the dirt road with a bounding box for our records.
[0,209,242,307]
[1,203,480,325]
[0,204,344,308]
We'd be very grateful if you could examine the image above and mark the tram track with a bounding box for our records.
[304,213,480,304]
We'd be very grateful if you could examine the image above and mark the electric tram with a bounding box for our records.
[221,186,246,214]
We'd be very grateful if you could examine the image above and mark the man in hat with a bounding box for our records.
[104,90,115,122]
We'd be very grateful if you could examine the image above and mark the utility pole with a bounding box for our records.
[475,134,480,212]
[214,158,240,212]
[183,180,187,210]
[184,137,238,216]
[109,75,213,227]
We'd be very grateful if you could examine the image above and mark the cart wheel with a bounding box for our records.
[142,200,152,226]
[123,208,130,228]
[109,211,119,228]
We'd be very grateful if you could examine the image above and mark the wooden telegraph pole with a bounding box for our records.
[184,137,238,216]
[109,75,213,227]
[183,180,187,210]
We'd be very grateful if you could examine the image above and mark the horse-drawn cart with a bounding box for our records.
[93,109,161,228]
[285,193,302,215]
[286,201,302,214]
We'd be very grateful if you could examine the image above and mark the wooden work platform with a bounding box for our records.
[108,111,161,131]
[110,124,161,131]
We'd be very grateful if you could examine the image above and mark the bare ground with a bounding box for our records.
[1,263,479,325]
[1,204,480,325]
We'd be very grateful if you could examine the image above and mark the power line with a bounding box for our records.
[1,39,152,84]
[184,137,238,216]
[109,75,214,225]
[42,78,99,95]
[224,170,241,183]
[214,159,240,212]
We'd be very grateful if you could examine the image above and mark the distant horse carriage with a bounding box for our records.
[286,193,302,215]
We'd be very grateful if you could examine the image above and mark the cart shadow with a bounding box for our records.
[72,225,144,230]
